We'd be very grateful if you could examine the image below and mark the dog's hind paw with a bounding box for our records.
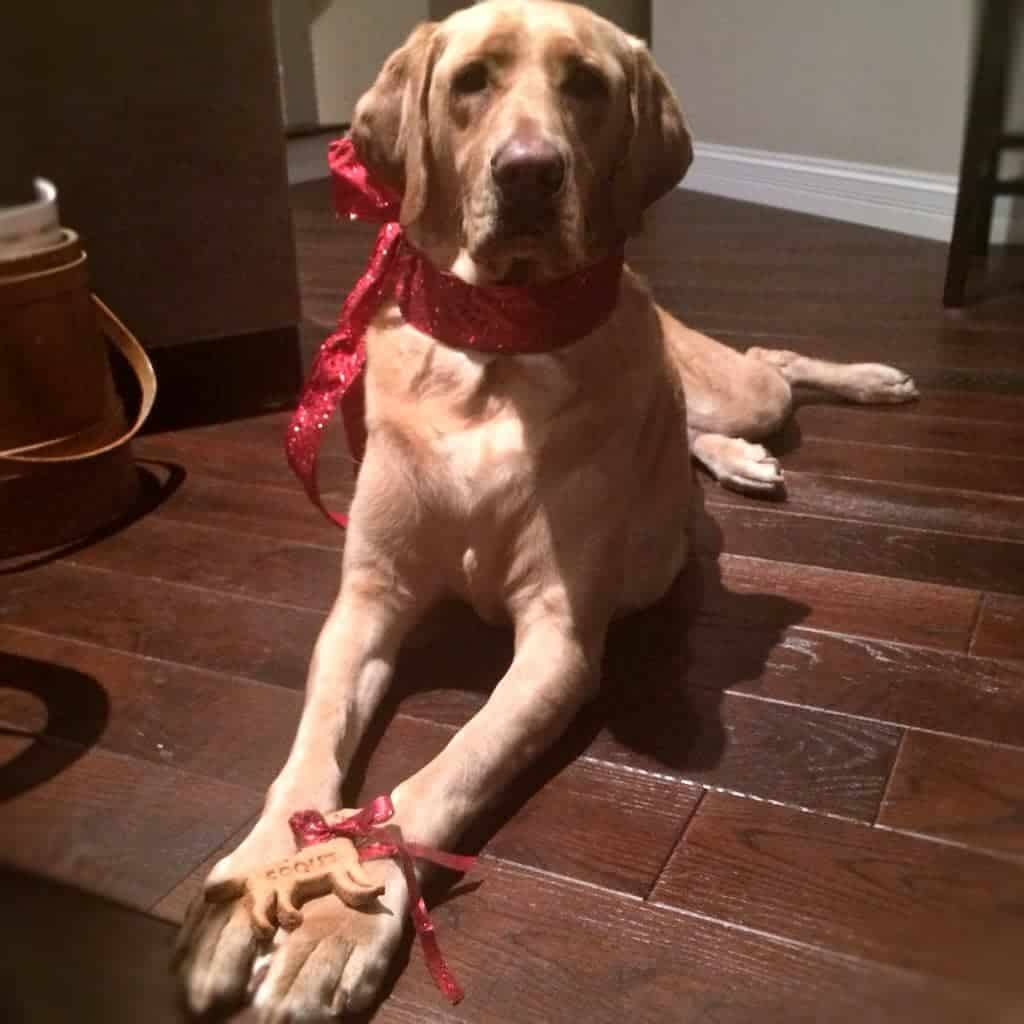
[831,363,919,404]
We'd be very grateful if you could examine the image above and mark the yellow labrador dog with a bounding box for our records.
[179,1,916,1018]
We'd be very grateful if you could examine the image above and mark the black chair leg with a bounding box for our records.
[944,0,1011,307]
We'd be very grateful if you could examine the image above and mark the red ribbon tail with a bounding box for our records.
[403,841,477,874]
[285,225,401,528]
[394,844,466,1004]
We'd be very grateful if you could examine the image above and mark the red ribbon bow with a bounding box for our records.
[285,136,626,525]
[288,796,476,1004]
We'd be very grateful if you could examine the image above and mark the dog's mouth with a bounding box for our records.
[462,167,589,283]
[495,259,537,285]
[495,197,560,240]
[474,239,565,286]
[470,199,575,283]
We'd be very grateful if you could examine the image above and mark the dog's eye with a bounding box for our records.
[563,63,608,101]
[453,61,489,95]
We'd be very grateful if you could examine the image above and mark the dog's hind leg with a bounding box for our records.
[660,314,791,493]
[745,346,919,404]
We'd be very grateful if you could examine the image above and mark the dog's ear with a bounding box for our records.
[612,38,693,234]
[351,22,440,226]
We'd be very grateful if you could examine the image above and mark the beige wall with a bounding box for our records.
[430,1,648,36]
[307,0,650,125]
[292,0,1003,179]
[310,1,429,124]
[652,0,974,176]
[273,0,319,128]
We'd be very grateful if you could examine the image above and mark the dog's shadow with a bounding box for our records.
[344,473,809,859]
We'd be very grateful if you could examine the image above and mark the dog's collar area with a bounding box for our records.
[285,137,627,529]
[391,229,625,356]
[331,136,625,355]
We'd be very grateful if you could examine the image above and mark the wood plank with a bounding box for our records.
[847,388,1024,424]
[713,326,1024,375]
[704,472,1024,544]
[586,688,899,821]
[651,275,1024,334]
[394,603,903,821]
[66,514,341,612]
[0,623,698,902]
[1,563,320,688]
[399,683,901,822]
[878,731,1024,858]
[350,714,701,897]
[0,559,960,818]
[173,410,296,448]
[900,364,1024,396]
[148,468,345,547]
[137,429,354,495]
[142,466,1024,601]
[0,626,301,790]
[373,859,1001,1024]
[651,791,1024,986]
[0,733,261,910]
[696,502,1024,596]
[49,504,982,654]
[657,287,948,332]
[150,815,258,922]
[0,556,898,823]
[780,436,1024,496]
[705,553,979,652]
[148,435,1024,552]
[683,622,1024,747]
[149,385,1024,449]
[150,726,697,919]
[973,593,1024,661]
[794,402,1024,454]
[656,264,947,305]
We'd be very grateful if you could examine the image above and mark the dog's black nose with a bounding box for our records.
[491,137,565,199]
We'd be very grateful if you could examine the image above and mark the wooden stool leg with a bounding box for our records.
[944,0,1011,307]
[974,27,1012,268]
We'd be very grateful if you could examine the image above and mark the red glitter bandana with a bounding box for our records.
[286,137,626,527]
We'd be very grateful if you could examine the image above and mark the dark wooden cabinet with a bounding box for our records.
[7,1,303,427]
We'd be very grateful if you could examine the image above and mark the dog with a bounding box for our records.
[178,1,917,1018]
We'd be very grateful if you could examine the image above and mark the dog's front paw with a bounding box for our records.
[175,826,296,1015]
[252,857,406,1021]
[692,434,785,495]
[176,819,405,1021]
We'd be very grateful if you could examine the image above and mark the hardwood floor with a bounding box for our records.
[4,182,1024,1022]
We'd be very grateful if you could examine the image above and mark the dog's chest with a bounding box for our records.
[436,407,526,480]
[424,353,546,514]
[372,334,574,516]
[368,323,584,541]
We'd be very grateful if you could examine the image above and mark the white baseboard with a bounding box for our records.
[290,135,1023,244]
[683,142,1024,245]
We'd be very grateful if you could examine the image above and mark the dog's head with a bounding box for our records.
[351,0,692,282]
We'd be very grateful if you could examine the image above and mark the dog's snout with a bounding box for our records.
[491,137,565,199]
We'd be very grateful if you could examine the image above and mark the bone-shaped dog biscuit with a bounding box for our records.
[203,835,385,937]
